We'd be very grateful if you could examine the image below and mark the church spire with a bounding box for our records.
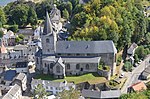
[43,11,53,35]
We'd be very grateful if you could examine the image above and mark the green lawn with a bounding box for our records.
[34,73,107,84]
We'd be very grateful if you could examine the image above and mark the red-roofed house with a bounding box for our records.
[128,82,147,93]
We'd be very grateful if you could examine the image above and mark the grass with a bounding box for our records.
[34,73,107,84]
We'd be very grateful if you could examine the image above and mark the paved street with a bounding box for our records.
[121,55,150,94]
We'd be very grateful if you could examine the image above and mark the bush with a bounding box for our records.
[123,61,132,72]
[117,55,122,66]
[8,25,18,33]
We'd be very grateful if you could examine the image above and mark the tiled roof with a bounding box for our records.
[130,82,147,91]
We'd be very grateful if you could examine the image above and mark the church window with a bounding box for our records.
[36,58,39,64]
[56,65,60,73]
[76,64,80,69]
[50,63,53,69]
[47,49,50,52]
[67,64,70,69]
[45,63,47,67]
[86,64,89,69]
[46,38,49,43]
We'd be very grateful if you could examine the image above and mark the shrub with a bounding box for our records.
[117,55,122,66]
[123,61,132,72]
[8,25,18,33]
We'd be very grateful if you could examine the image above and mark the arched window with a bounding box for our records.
[50,63,53,69]
[56,65,60,73]
[86,64,89,69]
[45,63,47,67]
[46,38,49,43]
[66,64,70,69]
[76,64,80,69]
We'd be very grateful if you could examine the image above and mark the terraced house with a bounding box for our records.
[36,5,117,78]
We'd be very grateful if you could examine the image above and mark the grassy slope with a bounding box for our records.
[34,73,107,84]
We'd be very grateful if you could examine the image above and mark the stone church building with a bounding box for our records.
[36,5,117,78]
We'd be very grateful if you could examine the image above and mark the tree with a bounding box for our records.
[33,84,48,99]
[123,61,132,72]
[63,9,69,20]
[28,7,38,26]
[9,25,18,33]
[10,4,29,26]
[56,88,80,99]
[0,31,4,38]
[0,7,6,25]
[66,1,73,15]
[18,34,25,40]
[135,46,146,59]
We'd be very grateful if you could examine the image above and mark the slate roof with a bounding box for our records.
[56,41,117,54]
[2,84,21,99]
[31,79,74,88]
[43,11,53,35]
[50,4,61,22]
[142,65,150,77]
[100,90,121,98]
[81,89,121,99]
[42,57,100,63]
[4,70,16,81]
[16,62,28,68]
[127,43,138,55]
[15,73,26,81]
[81,89,101,98]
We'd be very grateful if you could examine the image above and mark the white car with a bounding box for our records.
[119,73,124,78]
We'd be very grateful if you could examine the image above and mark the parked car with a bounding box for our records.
[134,63,139,67]
[119,73,125,78]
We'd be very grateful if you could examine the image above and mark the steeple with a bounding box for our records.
[43,11,53,35]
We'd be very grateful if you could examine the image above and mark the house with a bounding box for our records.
[2,30,16,46]
[127,43,138,57]
[31,79,75,95]
[2,84,22,99]
[141,65,150,80]
[3,70,16,85]
[35,5,117,79]
[81,89,121,99]
[15,62,28,73]
[12,73,27,91]
[128,82,147,93]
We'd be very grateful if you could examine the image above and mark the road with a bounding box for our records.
[121,55,150,94]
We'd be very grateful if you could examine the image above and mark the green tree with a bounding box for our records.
[63,9,69,20]
[18,34,25,40]
[34,84,48,99]
[0,7,6,25]
[0,31,4,38]
[15,37,22,43]
[135,46,146,59]
[28,7,38,26]
[9,25,18,33]
[123,61,132,72]
[56,88,80,99]
[10,4,29,26]
[66,1,72,15]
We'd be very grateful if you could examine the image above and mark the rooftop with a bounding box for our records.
[129,82,147,92]
[56,40,117,54]
[4,70,16,81]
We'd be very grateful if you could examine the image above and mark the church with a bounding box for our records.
[35,5,117,78]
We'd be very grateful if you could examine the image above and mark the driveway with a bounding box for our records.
[121,55,150,94]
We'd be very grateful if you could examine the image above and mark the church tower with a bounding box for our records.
[42,11,57,55]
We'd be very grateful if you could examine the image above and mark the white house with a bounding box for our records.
[31,79,75,95]
[2,84,22,99]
